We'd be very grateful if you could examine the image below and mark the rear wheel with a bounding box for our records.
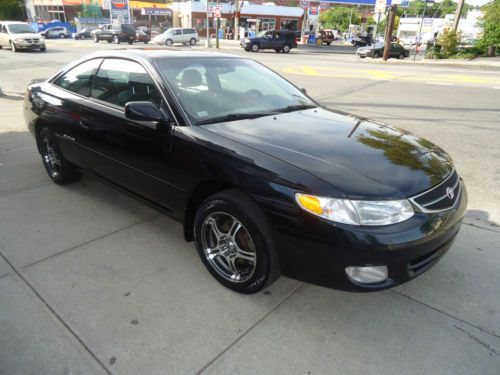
[398,53,405,59]
[10,41,17,52]
[38,128,81,185]
[251,43,259,52]
[282,44,291,53]
[194,190,279,294]
[128,39,133,45]
[59,34,65,39]
[165,39,173,46]
[190,38,196,45]
[93,35,99,43]
[373,52,381,58]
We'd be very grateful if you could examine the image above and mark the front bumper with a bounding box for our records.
[13,40,45,49]
[271,180,468,292]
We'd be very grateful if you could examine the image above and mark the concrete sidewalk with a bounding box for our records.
[1,91,500,374]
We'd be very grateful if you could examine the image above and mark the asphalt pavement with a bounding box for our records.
[0,39,499,375]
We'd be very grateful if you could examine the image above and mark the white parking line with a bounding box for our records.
[493,87,500,90]
[425,82,454,86]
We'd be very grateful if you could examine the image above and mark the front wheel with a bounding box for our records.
[93,35,99,43]
[251,43,259,52]
[60,34,65,39]
[398,53,405,60]
[165,39,173,46]
[190,38,196,45]
[194,190,279,294]
[38,128,81,185]
[10,41,17,52]
[373,52,381,58]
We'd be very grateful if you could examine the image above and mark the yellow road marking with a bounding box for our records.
[282,66,500,86]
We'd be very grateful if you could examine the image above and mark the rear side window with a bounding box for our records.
[54,59,102,96]
[90,58,161,108]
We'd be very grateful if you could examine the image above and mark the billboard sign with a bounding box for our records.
[111,0,128,11]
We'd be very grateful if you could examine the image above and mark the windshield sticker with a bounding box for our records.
[197,111,208,117]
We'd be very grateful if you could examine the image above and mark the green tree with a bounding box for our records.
[0,0,24,21]
[437,28,460,57]
[401,0,470,18]
[319,7,360,31]
[476,0,500,53]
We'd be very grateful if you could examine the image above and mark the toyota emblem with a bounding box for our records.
[446,187,455,200]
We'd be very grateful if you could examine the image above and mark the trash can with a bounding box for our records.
[488,45,497,57]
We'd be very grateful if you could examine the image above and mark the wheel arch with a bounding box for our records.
[183,180,236,242]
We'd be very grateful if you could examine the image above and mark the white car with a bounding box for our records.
[0,21,46,52]
[40,26,69,39]
[152,28,199,46]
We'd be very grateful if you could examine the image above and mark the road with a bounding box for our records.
[0,39,499,375]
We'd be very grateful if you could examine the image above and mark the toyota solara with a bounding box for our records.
[24,50,467,294]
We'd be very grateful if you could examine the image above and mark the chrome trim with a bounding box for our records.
[410,179,462,214]
[410,169,456,200]
[420,176,460,207]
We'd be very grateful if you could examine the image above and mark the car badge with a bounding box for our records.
[446,187,454,200]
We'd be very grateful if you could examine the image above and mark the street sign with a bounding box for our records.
[375,0,386,13]
[214,7,221,18]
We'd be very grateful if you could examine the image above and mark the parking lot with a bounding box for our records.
[1,39,499,374]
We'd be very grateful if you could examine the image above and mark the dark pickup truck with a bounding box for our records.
[91,24,136,44]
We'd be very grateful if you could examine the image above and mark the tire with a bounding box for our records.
[60,34,65,39]
[93,35,99,43]
[144,41,149,44]
[10,41,17,52]
[165,38,173,46]
[107,39,112,43]
[359,55,366,58]
[40,46,46,52]
[282,44,291,53]
[128,39,133,45]
[251,43,259,52]
[38,128,81,185]
[113,35,120,44]
[275,48,281,53]
[190,38,196,45]
[194,190,279,294]
[326,42,331,46]
[373,52,381,58]
[398,53,405,60]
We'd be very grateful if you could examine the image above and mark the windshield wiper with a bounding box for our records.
[272,104,316,114]
[196,112,273,125]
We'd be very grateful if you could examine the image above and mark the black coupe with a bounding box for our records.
[24,50,466,293]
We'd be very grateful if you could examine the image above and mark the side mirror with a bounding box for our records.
[125,102,163,123]
[300,88,307,95]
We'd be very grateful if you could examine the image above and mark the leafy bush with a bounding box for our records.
[476,0,500,54]
[437,29,461,58]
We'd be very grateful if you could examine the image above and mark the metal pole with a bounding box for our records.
[216,0,219,49]
[206,0,210,47]
[234,0,239,41]
[372,12,381,58]
[413,0,427,61]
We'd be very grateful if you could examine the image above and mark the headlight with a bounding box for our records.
[15,38,25,43]
[295,193,414,226]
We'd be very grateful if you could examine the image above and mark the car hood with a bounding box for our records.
[203,108,453,199]
[12,33,43,39]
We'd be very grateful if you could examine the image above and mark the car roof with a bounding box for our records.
[81,49,239,62]
[1,21,30,24]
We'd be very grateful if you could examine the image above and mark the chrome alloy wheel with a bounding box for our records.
[201,212,257,283]
[42,137,61,178]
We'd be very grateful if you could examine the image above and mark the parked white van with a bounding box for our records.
[0,21,46,52]
[152,28,199,46]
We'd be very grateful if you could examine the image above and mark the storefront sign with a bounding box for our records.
[140,8,173,16]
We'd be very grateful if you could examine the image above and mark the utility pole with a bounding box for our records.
[206,0,210,47]
[452,0,465,32]
[234,0,239,41]
[413,0,428,61]
[383,5,397,60]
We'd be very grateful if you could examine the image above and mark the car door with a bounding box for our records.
[172,29,182,43]
[78,58,177,209]
[390,43,400,57]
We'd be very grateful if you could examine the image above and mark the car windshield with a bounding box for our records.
[8,24,35,34]
[257,31,267,38]
[155,57,316,125]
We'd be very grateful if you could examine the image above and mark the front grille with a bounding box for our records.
[25,39,32,43]
[410,170,460,212]
[33,39,39,43]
